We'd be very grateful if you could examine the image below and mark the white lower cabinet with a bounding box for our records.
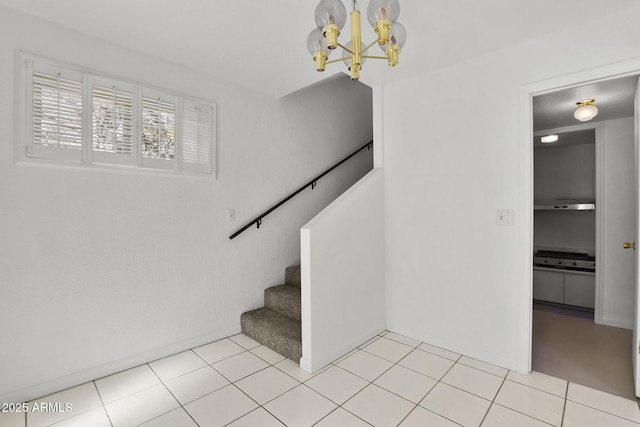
[533,267,595,309]
[533,269,564,303]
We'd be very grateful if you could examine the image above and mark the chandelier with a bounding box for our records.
[307,0,407,81]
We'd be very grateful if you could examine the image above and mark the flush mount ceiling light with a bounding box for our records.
[574,99,598,122]
[541,135,559,144]
[307,0,407,81]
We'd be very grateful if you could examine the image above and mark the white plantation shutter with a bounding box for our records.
[91,78,136,165]
[19,54,215,176]
[30,65,83,161]
[141,90,177,170]
[181,100,214,173]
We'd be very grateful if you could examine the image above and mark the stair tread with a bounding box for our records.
[265,285,301,321]
[241,307,301,361]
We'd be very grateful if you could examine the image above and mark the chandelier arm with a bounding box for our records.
[361,40,379,55]
[325,57,352,65]
[337,42,354,54]
[362,55,388,60]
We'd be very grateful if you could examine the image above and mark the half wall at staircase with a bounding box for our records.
[300,169,385,372]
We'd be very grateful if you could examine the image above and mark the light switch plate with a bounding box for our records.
[496,209,514,226]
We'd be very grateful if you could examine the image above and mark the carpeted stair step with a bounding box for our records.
[265,285,301,321]
[241,307,302,361]
[285,265,301,288]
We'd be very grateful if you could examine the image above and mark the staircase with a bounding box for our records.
[240,265,302,361]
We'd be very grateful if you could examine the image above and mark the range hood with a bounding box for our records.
[534,199,595,211]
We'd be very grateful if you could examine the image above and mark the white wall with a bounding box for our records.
[381,5,640,372]
[0,7,372,403]
[300,169,385,372]
[534,141,596,251]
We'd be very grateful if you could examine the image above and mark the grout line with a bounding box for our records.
[394,403,420,426]
[91,380,114,427]
[147,362,202,427]
[477,373,508,426]
[560,380,569,426]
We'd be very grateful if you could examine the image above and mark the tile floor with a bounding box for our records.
[3,331,640,427]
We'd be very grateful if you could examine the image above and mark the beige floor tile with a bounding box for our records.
[229,334,261,350]
[482,404,553,427]
[337,350,394,382]
[563,400,640,427]
[235,366,299,405]
[567,382,640,423]
[105,383,180,427]
[138,408,198,427]
[193,338,245,364]
[226,408,285,427]
[185,384,258,427]
[274,359,316,382]
[507,370,567,397]
[362,336,414,363]
[149,350,207,382]
[374,365,437,403]
[264,385,337,427]
[250,345,286,365]
[494,380,564,426]
[95,365,161,403]
[399,406,460,427]
[420,382,491,427]
[358,335,380,349]
[457,356,508,378]
[343,384,415,427]
[314,408,371,427]
[398,349,455,380]
[164,365,229,405]
[384,331,422,348]
[212,351,269,382]
[27,382,103,427]
[48,407,111,427]
[305,366,368,404]
[331,348,359,365]
[417,343,461,361]
[441,363,504,400]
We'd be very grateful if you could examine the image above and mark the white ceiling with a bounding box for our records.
[0,0,637,98]
[533,76,639,131]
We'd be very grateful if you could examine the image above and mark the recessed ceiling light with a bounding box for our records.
[541,134,559,144]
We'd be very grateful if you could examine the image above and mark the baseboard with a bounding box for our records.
[300,323,385,373]
[0,325,240,405]
[600,316,633,330]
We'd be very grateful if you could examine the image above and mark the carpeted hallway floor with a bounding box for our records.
[533,302,637,400]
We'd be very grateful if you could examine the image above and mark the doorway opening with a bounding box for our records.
[530,76,638,400]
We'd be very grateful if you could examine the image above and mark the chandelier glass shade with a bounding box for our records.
[307,0,407,81]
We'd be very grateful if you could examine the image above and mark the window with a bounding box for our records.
[17,53,216,176]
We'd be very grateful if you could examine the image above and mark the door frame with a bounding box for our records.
[519,58,640,373]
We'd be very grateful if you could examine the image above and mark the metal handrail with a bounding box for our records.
[229,140,373,240]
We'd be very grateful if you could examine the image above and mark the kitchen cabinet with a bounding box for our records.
[533,267,595,309]
[533,269,564,303]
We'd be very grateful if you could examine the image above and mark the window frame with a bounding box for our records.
[15,52,216,177]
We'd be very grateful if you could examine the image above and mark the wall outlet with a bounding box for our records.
[226,209,235,222]
[496,209,514,226]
